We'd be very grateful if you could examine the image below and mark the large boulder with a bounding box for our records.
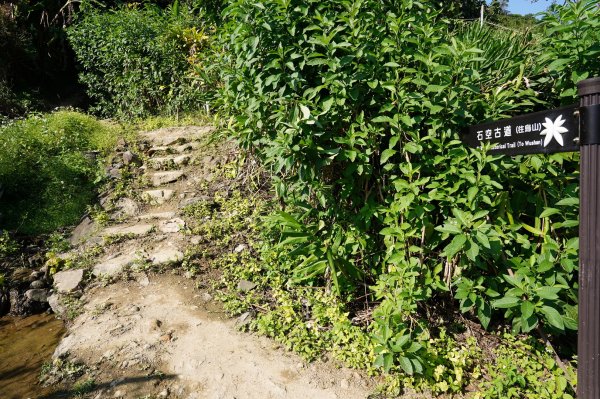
[53,269,85,293]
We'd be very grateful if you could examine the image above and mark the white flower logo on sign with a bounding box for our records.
[540,115,568,147]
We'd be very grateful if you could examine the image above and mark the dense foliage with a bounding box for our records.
[0,111,122,234]
[67,3,213,118]
[218,0,599,392]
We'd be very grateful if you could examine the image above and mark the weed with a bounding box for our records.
[0,231,19,258]
[72,378,96,396]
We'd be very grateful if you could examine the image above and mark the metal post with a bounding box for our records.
[578,77,600,398]
[480,5,484,27]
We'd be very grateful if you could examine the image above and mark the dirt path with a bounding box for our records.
[47,126,374,398]
[55,275,370,398]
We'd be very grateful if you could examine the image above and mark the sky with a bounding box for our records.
[504,0,554,15]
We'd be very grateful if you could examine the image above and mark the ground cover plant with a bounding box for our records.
[214,0,600,396]
[0,110,123,234]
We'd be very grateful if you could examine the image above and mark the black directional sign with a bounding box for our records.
[465,104,579,155]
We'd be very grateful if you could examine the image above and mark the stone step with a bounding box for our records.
[148,155,191,170]
[148,246,184,266]
[143,189,175,205]
[93,252,139,277]
[141,126,213,146]
[137,211,177,221]
[158,218,186,233]
[101,223,154,238]
[147,142,200,157]
[150,171,185,187]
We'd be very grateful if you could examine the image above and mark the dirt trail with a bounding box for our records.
[48,126,374,399]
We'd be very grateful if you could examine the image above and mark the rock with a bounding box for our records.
[160,332,172,342]
[236,311,254,327]
[53,269,84,293]
[340,379,350,389]
[150,248,184,266]
[178,196,211,208]
[201,293,213,302]
[158,218,185,233]
[53,334,76,359]
[147,146,171,156]
[151,171,185,187]
[237,280,257,292]
[25,288,49,302]
[149,319,162,332]
[30,280,45,289]
[28,254,44,268]
[138,211,177,220]
[93,253,138,277]
[158,388,169,398]
[122,151,141,166]
[143,189,175,205]
[84,150,99,161]
[136,274,150,287]
[70,216,98,245]
[102,223,154,237]
[175,142,200,153]
[108,167,121,179]
[112,198,140,219]
[113,389,125,398]
[141,126,212,146]
[11,268,32,283]
[149,155,190,170]
[48,294,66,316]
[234,244,247,253]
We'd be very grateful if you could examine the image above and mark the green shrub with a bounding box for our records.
[0,111,120,234]
[219,0,597,393]
[67,3,214,118]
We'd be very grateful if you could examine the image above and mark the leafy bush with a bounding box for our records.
[219,0,597,392]
[0,111,120,234]
[67,3,214,118]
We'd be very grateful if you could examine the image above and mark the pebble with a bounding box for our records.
[234,244,248,253]
[113,389,125,398]
[340,379,350,389]
[237,279,257,292]
[30,280,45,289]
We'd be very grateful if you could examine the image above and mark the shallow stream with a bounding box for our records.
[0,313,65,398]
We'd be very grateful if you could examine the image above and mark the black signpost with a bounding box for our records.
[466,77,600,398]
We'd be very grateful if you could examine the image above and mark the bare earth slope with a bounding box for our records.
[48,126,373,399]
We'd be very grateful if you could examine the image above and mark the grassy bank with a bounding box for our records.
[0,111,127,235]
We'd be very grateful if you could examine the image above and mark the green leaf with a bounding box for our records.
[539,208,560,218]
[465,239,479,261]
[536,286,562,300]
[492,296,520,309]
[435,224,462,235]
[520,300,534,320]
[381,149,396,164]
[398,356,414,375]
[299,104,310,120]
[541,306,565,330]
[475,231,490,249]
[556,197,579,206]
[442,234,467,258]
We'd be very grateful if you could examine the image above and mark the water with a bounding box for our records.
[0,313,65,398]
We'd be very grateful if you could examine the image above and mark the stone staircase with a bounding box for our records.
[54,125,219,290]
